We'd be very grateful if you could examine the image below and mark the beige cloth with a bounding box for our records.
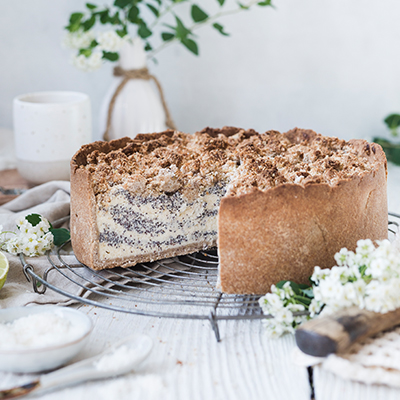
[0,181,71,231]
[0,181,71,307]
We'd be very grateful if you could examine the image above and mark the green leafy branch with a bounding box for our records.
[149,0,273,56]
[372,114,400,166]
[275,280,314,308]
[384,113,400,137]
[65,0,274,62]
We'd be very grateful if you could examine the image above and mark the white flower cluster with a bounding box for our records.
[64,29,129,72]
[259,239,400,338]
[63,29,95,50]
[71,52,103,72]
[0,216,53,257]
[96,30,127,52]
[258,282,310,338]
[313,239,400,315]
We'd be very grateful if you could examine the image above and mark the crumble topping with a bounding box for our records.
[79,127,378,200]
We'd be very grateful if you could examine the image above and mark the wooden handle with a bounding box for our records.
[295,306,400,357]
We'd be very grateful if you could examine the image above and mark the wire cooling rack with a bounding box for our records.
[21,212,400,341]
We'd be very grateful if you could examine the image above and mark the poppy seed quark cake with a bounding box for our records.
[70,127,388,294]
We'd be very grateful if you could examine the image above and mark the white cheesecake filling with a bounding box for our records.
[96,185,225,261]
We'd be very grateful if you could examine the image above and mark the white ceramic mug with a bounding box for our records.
[13,91,92,184]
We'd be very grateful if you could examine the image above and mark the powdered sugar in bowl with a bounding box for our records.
[0,305,93,373]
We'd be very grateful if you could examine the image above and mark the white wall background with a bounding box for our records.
[1,0,400,142]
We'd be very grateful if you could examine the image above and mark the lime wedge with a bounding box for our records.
[0,251,9,290]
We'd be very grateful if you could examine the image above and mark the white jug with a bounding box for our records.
[99,38,168,140]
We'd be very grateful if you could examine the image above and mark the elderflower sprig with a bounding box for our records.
[0,214,70,257]
[259,238,400,338]
[259,281,313,338]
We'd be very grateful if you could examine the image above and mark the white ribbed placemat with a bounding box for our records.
[321,326,400,387]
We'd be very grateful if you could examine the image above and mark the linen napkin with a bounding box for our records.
[0,181,72,308]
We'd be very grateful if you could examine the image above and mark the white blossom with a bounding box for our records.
[309,299,322,318]
[282,281,295,299]
[96,30,127,52]
[63,29,95,50]
[72,52,103,72]
[334,248,352,266]
[356,239,375,257]
[311,266,329,284]
[274,308,294,324]
[262,320,286,338]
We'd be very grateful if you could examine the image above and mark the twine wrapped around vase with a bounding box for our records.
[103,66,177,141]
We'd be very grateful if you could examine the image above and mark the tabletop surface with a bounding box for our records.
[1,165,400,400]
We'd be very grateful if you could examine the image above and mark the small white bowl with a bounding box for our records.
[0,306,93,373]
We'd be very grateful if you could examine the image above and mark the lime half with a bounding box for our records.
[0,251,9,290]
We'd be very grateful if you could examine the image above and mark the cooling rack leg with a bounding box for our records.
[208,310,221,342]
[22,264,47,294]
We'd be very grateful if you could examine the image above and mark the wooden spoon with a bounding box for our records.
[295,306,400,357]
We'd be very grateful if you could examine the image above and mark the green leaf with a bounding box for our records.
[67,12,84,32]
[79,48,93,57]
[174,15,191,39]
[25,214,42,227]
[237,2,250,9]
[65,24,79,33]
[191,4,208,22]
[275,280,288,289]
[116,26,128,37]
[99,10,110,24]
[144,41,153,51]
[181,37,198,55]
[128,5,139,23]
[288,281,301,295]
[69,12,84,25]
[146,3,159,17]
[359,264,368,276]
[384,114,400,130]
[114,0,134,8]
[298,283,311,290]
[82,15,96,31]
[50,228,71,247]
[154,0,162,4]
[138,23,152,39]
[258,0,272,5]
[161,32,175,41]
[89,39,98,48]
[293,295,312,306]
[109,11,122,24]
[86,3,97,9]
[213,22,229,36]
[102,51,120,61]
[300,287,314,298]
[217,0,225,5]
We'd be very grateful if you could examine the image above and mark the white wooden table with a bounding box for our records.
[1,164,400,400]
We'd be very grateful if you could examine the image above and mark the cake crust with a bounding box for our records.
[218,152,387,293]
[218,134,387,294]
